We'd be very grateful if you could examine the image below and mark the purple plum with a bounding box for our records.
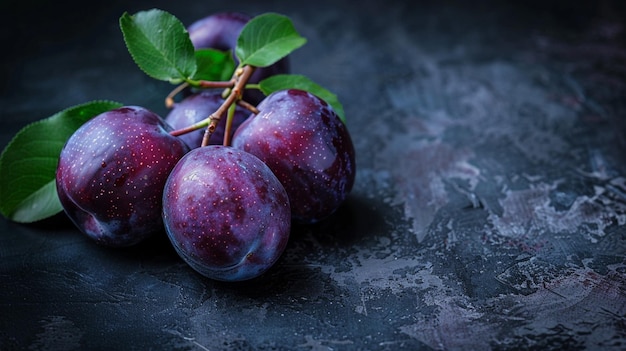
[232,89,356,223]
[162,145,291,282]
[187,12,290,104]
[55,106,189,247]
[165,91,250,148]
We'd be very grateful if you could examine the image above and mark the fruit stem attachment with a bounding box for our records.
[223,103,237,146]
[237,100,260,114]
[170,120,207,137]
[200,65,256,147]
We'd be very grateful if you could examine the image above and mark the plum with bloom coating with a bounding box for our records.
[162,145,291,282]
[232,89,356,223]
[55,106,189,247]
[165,91,249,148]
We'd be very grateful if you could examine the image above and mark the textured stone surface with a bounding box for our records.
[1,1,625,350]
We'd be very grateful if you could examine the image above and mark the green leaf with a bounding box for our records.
[0,100,123,223]
[258,74,346,123]
[193,48,236,82]
[235,13,306,68]
[120,9,197,83]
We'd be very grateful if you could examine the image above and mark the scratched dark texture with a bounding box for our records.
[1,0,625,350]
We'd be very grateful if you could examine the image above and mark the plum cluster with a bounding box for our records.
[55,12,356,282]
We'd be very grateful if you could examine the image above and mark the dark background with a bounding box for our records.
[1,1,626,350]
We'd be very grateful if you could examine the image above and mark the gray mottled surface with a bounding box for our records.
[1,1,625,350]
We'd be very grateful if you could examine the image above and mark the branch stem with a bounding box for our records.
[200,65,257,147]
[165,82,189,109]
[196,80,235,89]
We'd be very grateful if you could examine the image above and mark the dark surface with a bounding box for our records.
[2,1,626,350]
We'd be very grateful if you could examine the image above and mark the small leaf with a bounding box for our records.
[0,100,123,223]
[235,13,306,68]
[120,9,197,83]
[193,48,236,82]
[259,74,346,123]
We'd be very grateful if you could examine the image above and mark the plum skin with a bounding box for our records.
[232,89,356,223]
[165,91,249,148]
[162,145,291,282]
[55,106,189,247]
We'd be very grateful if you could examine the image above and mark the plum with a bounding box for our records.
[165,91,250,148]
[188,12,249,51]
[55,106,189,247]
[162,145,291,282]
[232,89,356,223]
[187,12,290,104]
